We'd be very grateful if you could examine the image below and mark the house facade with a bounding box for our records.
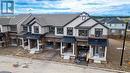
[100,18,126,38]
[15,12,109,63]
[0,12,109,63]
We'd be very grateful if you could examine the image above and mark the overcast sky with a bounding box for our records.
[8,0,130,16]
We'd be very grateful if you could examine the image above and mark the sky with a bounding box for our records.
[1,0,130,16]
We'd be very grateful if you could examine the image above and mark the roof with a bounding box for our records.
[23,32,42,39]
[0,17,11,25]
[101,18,125,24]
[9,14,31,25]
[62,36,76,43]
[75,17,109,29]
[22,14,78,27]
[88,38,108,46]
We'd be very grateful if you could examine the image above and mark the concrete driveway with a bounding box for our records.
[0,56,125,73]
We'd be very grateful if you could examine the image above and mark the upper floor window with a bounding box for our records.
[81,13,87,20]
[78,29,88,36]
[34,26,39,33]
[122,24,124,27]
[23,26,27,32]
[95,28,103,37]
[10,26,17,32]
[49,26,55,34]
[67,27,73,35]
[57,27,63,34]
[82,16,86,20]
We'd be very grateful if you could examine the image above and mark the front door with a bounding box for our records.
[30,39,37,49]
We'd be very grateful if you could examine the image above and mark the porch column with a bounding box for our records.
[104,47,107,61]
[37,40,39,51]
[72,43,75,55]
[22,38,24,48]
[89,45,92,58]
[60,42,63,55]
[28,39,30,50]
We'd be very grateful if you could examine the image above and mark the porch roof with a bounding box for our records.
[62,36,76,43]
[23,32,41,39]
[88,38,108,46]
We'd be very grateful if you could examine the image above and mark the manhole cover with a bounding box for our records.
[0,71,12,73]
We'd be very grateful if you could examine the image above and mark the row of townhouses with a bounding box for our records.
[0,12,126,63]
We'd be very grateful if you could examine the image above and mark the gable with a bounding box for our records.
[64,15,90,27]
[80,19,97,27]
[90,23,108,35]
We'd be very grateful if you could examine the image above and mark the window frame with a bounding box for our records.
[78,29,88,36]
[67,27,73,36]
[57,27,63,34]
[93,46,105,58]
[95,28,103,37]
[33,26,39,33]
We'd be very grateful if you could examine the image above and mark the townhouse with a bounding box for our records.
[0,12,109,63]
[100,18,126,38]
[14,12,109,63]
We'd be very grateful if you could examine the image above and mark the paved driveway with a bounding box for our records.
[0,56,124,73]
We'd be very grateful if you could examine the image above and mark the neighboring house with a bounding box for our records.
[0,17,10,47]
[100,18,126,37]
[18,12,109,63]
[0,14,32,47]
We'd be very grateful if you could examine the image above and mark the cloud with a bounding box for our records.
[12,0,130,16]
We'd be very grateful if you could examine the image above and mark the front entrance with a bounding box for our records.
[77,46,89,61]
[30,39,37,49]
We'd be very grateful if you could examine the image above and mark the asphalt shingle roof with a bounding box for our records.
[22,14,78,26]
[0,17,11,25]
[100,18,124,24]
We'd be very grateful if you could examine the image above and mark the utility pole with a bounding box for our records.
[120,21,130,66]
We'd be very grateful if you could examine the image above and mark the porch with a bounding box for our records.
[60,36,76,59]
[88,38,108,63]
[21,32,43,53]
[0,33,6,47]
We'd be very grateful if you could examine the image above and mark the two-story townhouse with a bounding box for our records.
[0,17,11,47]
[19,14,78,53]
[101,18,126,38]
[58,12,109,63]
[16,12,109,63]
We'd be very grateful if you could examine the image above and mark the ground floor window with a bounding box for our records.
[18,39,22,45]
[24,39,28,46]
[92,46,105,58]
[11,39,17,46]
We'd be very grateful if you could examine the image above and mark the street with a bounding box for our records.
[0,56,125,73]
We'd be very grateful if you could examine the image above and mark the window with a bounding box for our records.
[57,27,63,34]
[10,26,17,32]
[34,26,39,33]
[78,29,88,36]
[93,46,105,58]
[82,16,86,20]
[23,26,27,32]
[67,27,73,35]
[95,28,103,37]
[122,24,124,27]
[112,24,115,27]
[49,26,55,34]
